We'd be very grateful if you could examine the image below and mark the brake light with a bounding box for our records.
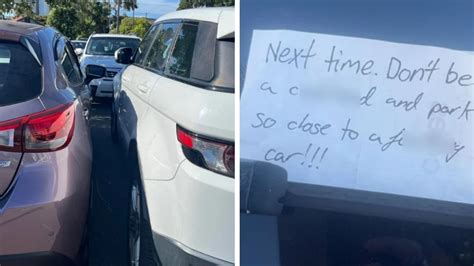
[0,102,75,152]
[177,126,234,177]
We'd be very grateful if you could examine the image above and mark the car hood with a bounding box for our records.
[80,55,124,70]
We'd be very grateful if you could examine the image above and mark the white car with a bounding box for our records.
[111,7,235,266]
[80,34,141,98]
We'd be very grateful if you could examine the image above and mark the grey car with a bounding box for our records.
[0,22,105,265]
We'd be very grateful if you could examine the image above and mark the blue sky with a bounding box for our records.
[122,0,179,20]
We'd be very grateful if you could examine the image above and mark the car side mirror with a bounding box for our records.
[84,64,106,85]
[115,47,134,65]
[75,48,83,56]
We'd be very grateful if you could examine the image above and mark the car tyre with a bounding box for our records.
[127,146,161,266]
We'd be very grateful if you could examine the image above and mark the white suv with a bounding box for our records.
[80,34,141,98]
[111,8,235,266]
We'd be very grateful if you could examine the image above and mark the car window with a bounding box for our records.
[72,41,86,49]
[213,38,234,90]
[0,42,41,106]
[167,23,198,78]
[61,47,81,84]
[66,42,82,79]
[143,23,179,72]
[86,37,140,56]
[134,24,160,66]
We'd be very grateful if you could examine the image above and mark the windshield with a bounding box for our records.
[85,37,140,56]
[72,41,86,49]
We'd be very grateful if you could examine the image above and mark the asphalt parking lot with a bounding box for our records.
[88,100,129,266]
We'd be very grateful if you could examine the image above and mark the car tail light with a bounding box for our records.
[0,118,23,152]
[0,102,75,153]
[177,126,234,177]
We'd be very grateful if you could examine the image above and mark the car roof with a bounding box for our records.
[90,33,140,39]
[0,21,44,41]
[155,7,234,39]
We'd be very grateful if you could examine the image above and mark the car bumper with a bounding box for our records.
[152,232,233,266]
[144,160,234,264]
[0,129,92,261]
[90,78,114,98]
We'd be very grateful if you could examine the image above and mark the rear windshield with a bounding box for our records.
[86,37,140,56]
[0,42,41,106]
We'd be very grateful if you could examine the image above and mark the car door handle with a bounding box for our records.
[137,85,149,94]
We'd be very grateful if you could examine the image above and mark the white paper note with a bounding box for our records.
[241,30,474,204]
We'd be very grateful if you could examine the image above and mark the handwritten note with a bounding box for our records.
[241,30,474,204]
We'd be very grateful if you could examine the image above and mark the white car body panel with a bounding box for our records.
[115,7,235,264]
[155,7,234,39]
[118,66,235,262]
[145,160,234,262]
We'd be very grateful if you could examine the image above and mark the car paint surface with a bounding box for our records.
[114,7,235,264]
[0,22,92,263]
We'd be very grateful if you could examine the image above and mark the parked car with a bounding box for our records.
[71,40,87,57]
[80,34,141,99]
[111,7,235,266]
[0,21,105,265]
[72,40,86,49]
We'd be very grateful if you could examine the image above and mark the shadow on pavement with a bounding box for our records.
[88,101,130,266]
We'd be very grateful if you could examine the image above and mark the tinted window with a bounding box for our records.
[213,39,234,90]
[134,24,160,65]
[86,37,140,56]
[0,42,41,106]
[61,48,81,84]
[189,21,217,82]
[61,44,82,84]
[167,23,198,78]
[144,23,179,71]
[66,42,82,72]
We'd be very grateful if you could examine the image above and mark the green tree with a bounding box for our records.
[14,0,34,18]
[45,0,110,39]
[178,0,233,10]
[46,5,79,38]
[114,0,138,33]
[77,1,110,38]
[45,0,71,8]
[0,0,14,18]
[0,0,34,19]
[34,15,47,25]
[119,16,150,38]
[123,0,137,10]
